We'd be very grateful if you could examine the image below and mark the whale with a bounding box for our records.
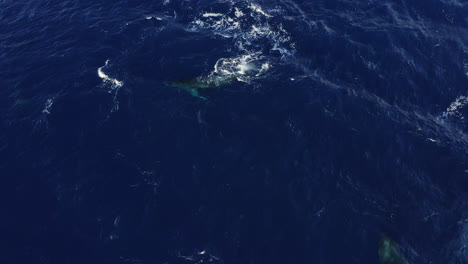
[164,56,267,99]
[164,74,239,99]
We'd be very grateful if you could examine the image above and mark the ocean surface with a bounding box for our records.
[1,0,468,263]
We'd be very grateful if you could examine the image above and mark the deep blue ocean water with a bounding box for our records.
[1,0,468,263]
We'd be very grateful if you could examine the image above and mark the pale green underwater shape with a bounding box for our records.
[164,74,238,100]
[379,234,408,264]
[14,98,31,106]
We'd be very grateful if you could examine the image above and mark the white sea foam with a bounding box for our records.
[212,53,269,83]
[256,62,270,76]
[443,96,468,119]
[188,1,295,87]
[146,16,162,20]
[98,60,123,87]
[235,7,244,18]
[190,1,292,53]
[248,3,272,18]
[191,16,241,38]
[42,97,54,115]
[202,13,223,18]
[98,60,123,112]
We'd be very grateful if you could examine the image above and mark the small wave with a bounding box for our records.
[464,59,468,78]
[301,67,468,148]
[42,97,54,115]
[176,249,222,264]
[441,0,467,7]
[455,221,468,262]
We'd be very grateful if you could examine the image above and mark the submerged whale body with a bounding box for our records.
[165,74,238,99]
[379,234,407,264]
